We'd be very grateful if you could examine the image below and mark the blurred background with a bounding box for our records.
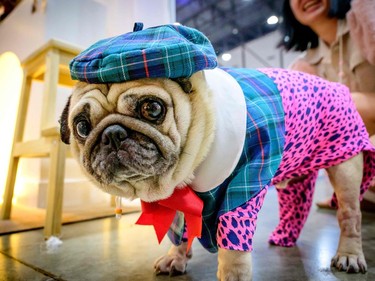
[0,0,298,232]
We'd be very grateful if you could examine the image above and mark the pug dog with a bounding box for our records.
[60,62,375,280]
[60,22,375,281]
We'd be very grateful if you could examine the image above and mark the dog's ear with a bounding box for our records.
[59,96,71,144]
[172,77,193,94]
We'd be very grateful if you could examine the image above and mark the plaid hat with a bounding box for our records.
[70,23,218,83]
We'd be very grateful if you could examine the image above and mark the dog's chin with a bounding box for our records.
[90,170,177,202]
[90,148,175,185]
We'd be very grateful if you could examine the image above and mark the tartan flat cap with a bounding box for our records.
[70,23,218,83]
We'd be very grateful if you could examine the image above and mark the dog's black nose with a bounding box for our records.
[101,125,128,150]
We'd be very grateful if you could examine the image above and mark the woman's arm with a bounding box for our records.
[289,58,318,76]
[351,91,375,137]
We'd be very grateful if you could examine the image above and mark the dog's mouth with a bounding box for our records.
[85,124,178,187]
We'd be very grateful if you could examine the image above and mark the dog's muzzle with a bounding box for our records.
[87,124,177,185]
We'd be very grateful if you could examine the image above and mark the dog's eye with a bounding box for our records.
[139,98,166,123]
[75,120,91,139]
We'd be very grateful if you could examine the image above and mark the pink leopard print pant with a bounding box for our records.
[216,173,317,250]
[216,68,375,251]
[217,187,267,251]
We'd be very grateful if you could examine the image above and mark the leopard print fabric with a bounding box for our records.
[216,68,375,251]
[217,187,267,251]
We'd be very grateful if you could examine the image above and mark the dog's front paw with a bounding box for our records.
[217,248,252,281]
[154,243,192,276]
[331,252,367,273]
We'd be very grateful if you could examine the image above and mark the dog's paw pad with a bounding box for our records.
[154,254,189,276]
[155,269,167,276]
[155,266,186,277]
[170,266,186,277]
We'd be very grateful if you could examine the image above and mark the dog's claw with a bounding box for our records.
[359,263,367,274]
[347,264,357,273]
[154,243,191,277]
[338,263,346,272]
[330,257,336,268]
[331,253,367,274]
[155,269,168,276]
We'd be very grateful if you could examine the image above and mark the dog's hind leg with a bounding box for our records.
[269,172,318,247]
[326,152,367,273]
[154,242,192,276]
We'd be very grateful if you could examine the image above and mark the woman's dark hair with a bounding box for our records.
[328,0,352,19]
[278,0,352,52]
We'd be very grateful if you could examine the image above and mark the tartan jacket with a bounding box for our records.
[168,68,286,252]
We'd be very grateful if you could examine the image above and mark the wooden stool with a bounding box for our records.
[0,39,81,238]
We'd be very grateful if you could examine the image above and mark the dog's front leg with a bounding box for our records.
[216,188,267,280]
[327,152,367,273]
[154,242,192,276]
[217,248,252,281]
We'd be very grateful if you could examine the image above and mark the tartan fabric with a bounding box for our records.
[69,24,218,83]
[168,68,285,252]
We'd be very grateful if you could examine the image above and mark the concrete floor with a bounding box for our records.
[1,174,374,281]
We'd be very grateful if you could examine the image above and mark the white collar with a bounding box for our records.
[190,68,247,192]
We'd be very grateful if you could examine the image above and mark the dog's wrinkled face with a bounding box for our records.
[60,73,214,202]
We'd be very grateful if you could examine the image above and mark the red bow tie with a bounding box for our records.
[136,186,203,251]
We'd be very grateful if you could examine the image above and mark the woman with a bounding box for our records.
[278,0,375,211]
